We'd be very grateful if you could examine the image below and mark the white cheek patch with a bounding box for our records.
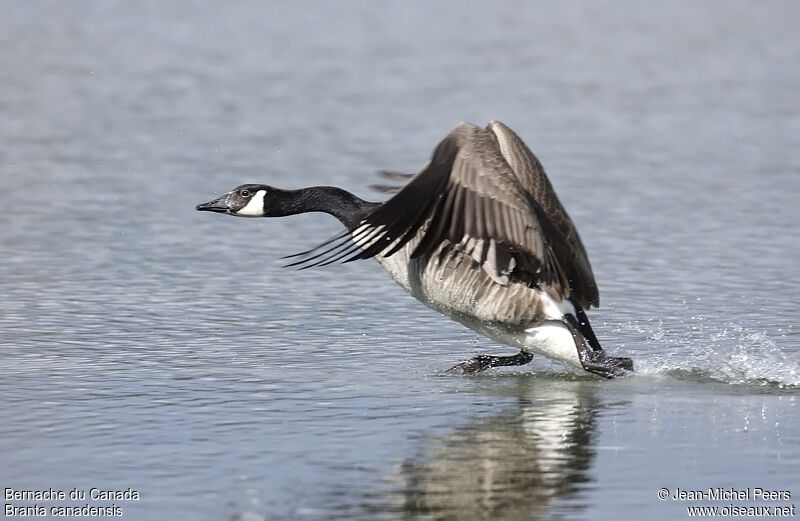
[235,190,266,217]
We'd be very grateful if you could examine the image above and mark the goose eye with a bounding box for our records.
[240,190,250,197]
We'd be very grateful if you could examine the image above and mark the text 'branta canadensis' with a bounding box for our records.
[197,121,633,378]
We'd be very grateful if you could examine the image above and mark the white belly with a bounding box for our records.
[455,319,583,369]
[373,238,584,370]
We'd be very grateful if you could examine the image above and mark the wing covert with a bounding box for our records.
[287,122,571,298]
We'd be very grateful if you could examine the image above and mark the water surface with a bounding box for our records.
[1,2,799,520]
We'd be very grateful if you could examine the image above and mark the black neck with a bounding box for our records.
[270,186,379,230]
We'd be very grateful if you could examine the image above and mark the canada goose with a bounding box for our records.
[196,121,633,378]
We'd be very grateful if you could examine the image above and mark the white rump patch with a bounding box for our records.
[538,290,576,321]
[523,291,581,367]
[523,322,582,368]
[235,190,266,217]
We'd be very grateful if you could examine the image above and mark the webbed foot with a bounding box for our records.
[580,350,634,379]
[445,350,534,375]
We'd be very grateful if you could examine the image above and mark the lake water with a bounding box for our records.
[1,1,799,520]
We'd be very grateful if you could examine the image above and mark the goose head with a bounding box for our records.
[196,184,274,217]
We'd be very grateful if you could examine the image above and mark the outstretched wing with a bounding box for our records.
[369,169,416,194]
[487,121,598,307]
[287,122,570,298]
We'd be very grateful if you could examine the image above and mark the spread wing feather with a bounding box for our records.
[287,121,600,307]
[487,121,598,307]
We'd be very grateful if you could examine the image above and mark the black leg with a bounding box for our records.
[445,350,533,375]
[571,300,604,352]
[562,316,634,378]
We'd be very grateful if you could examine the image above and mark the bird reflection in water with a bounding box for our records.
[376,377,617,521]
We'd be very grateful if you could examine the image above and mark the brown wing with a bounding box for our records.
[487,121,599,308]
[288,122,570,298]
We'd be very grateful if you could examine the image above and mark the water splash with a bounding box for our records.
[612,319,800,390]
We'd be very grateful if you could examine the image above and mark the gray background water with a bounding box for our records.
[1,1,799,520]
